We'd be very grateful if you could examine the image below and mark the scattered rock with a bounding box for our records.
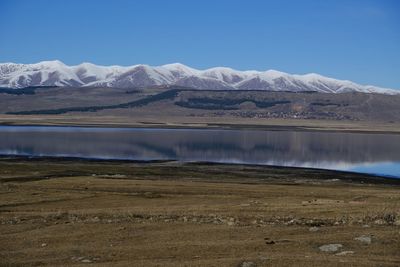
[239,261,257,267]
[286,219,296,225]
[41,243,47,247]
[71,256,85,261]
[309,226,319,232]
[319,244,343,252]
[394,220,400,226]
[81,259,92,263]
[264,238,275,245]
[227,221,235,226]
[354,235,372,245]
[374,219,385,225]
[110,174,126,178]
[258,256,268,261]
[335,251,354,256]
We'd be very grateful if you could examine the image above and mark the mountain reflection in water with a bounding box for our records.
[0,126,399,178]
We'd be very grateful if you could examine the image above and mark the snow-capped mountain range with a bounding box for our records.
[0,60,398,94]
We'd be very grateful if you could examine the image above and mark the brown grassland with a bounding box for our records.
[0,158,399,266]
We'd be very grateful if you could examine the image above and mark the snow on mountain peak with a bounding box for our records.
[33,60,67,69]
[259,70,289,80]
[0,61,398,95]
[162,63,199,76]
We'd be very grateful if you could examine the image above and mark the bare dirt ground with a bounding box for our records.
[0,159,399,266]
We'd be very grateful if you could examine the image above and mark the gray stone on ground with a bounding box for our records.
[239,261,257,267]
[319,244,343,252]
[335,251,354,256]
[374,219,385,225]
[309,226,319,232]
[354,235,372,244]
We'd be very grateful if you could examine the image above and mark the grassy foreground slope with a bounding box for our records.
[0,158,399,266]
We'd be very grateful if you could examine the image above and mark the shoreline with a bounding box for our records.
[1,121,400,135]
[1,155,399,185]
[0,114,400,135]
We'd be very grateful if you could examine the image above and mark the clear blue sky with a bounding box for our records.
[0,0,399,89]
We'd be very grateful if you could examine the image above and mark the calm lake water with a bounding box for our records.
[0,126,399,178]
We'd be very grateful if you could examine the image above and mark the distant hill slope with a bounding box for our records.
[1,87,399,122]
[0,61,398,94]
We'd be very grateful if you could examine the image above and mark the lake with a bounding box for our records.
[0,126,399,178]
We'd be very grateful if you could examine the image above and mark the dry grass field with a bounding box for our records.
[1,159,399,266]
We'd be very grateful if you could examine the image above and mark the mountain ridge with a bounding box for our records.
[0,60,398,95]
